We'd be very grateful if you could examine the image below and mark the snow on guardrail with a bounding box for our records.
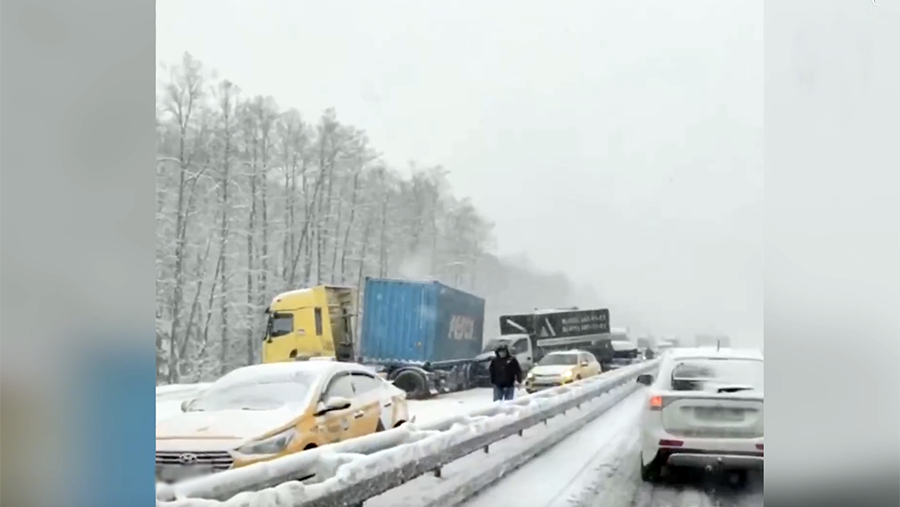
[156,383,212,400]
[157,360,659,506]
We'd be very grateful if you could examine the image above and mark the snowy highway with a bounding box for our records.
[461,389,764,507]
[157,376,763,507]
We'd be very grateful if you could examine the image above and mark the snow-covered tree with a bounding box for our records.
[156,53,596,383]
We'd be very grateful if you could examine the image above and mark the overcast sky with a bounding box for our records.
[156,0,764,343]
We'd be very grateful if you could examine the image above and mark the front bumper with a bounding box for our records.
[155,450,235,483]
[525,377,574,393]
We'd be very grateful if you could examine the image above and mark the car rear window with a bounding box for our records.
[669,358,763,393]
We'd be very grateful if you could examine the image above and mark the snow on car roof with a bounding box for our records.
[664,347,763,362]
[545,349,583,355]
[611,340,637,351]
[218,360,374,385]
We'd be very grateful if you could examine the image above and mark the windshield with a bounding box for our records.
[669,358,764,392]
[186,372,316,412]
[266,312,294,339]
[538,354,579,366]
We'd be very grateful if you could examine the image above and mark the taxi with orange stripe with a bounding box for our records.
[155,361,409,483]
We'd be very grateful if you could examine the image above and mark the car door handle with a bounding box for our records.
[353,411,365,419]
[383,402,392,408]
[525,357,532,360]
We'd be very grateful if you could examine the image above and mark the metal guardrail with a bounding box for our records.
[158,360,659,506]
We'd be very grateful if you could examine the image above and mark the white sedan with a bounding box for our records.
[636,347,763,483]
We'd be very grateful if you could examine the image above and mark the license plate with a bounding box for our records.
[157,464,214,482]
[695,407,744,421]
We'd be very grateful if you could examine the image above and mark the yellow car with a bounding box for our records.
[155,361,409,483]
[525,350,602,393]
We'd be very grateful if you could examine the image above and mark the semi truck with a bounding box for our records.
[472,307,613,385]
[262,278,485,399]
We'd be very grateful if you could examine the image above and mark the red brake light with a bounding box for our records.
[649,395,663,410]
[756,443,764,450]
[659,439,684,447]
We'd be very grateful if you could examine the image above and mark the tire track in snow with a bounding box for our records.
[569,421,764,507]
[459,388,648,507]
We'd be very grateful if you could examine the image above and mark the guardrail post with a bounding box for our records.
[517,429,523,437]
[433,467,442,478]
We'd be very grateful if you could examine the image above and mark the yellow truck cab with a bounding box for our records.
[262,285,357,363]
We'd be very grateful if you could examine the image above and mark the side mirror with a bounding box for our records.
[636,374,653,386]
[580,361,589,367]
[316,396,352,415]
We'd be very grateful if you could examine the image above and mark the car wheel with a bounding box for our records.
[726,470,748,488]
[640,452,663,483]
[376,420,385,433]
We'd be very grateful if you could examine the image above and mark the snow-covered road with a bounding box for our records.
[460,390,764,507]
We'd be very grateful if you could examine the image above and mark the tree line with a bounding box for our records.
[156,53,599,384]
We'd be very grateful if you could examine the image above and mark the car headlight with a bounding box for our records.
[526,372,534,379]
[563,370,574,378]
[236,427,298,456]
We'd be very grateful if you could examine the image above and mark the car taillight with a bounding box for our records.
[659,439,684,447]
[649,395,663,410]
[756,443,764,450]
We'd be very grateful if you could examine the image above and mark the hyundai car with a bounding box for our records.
[156,361,409,483]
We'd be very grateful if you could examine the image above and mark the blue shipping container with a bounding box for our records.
[360,278,485,364]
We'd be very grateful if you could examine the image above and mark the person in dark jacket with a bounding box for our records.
[489,343,522,401]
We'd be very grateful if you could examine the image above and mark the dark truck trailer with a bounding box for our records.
[358,277,485,399]
[473,308,613,386]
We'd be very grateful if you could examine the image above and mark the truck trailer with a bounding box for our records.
[357,277,486,399]
[262,278,486,399]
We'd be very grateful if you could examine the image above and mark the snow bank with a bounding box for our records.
[407,388,498,425]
